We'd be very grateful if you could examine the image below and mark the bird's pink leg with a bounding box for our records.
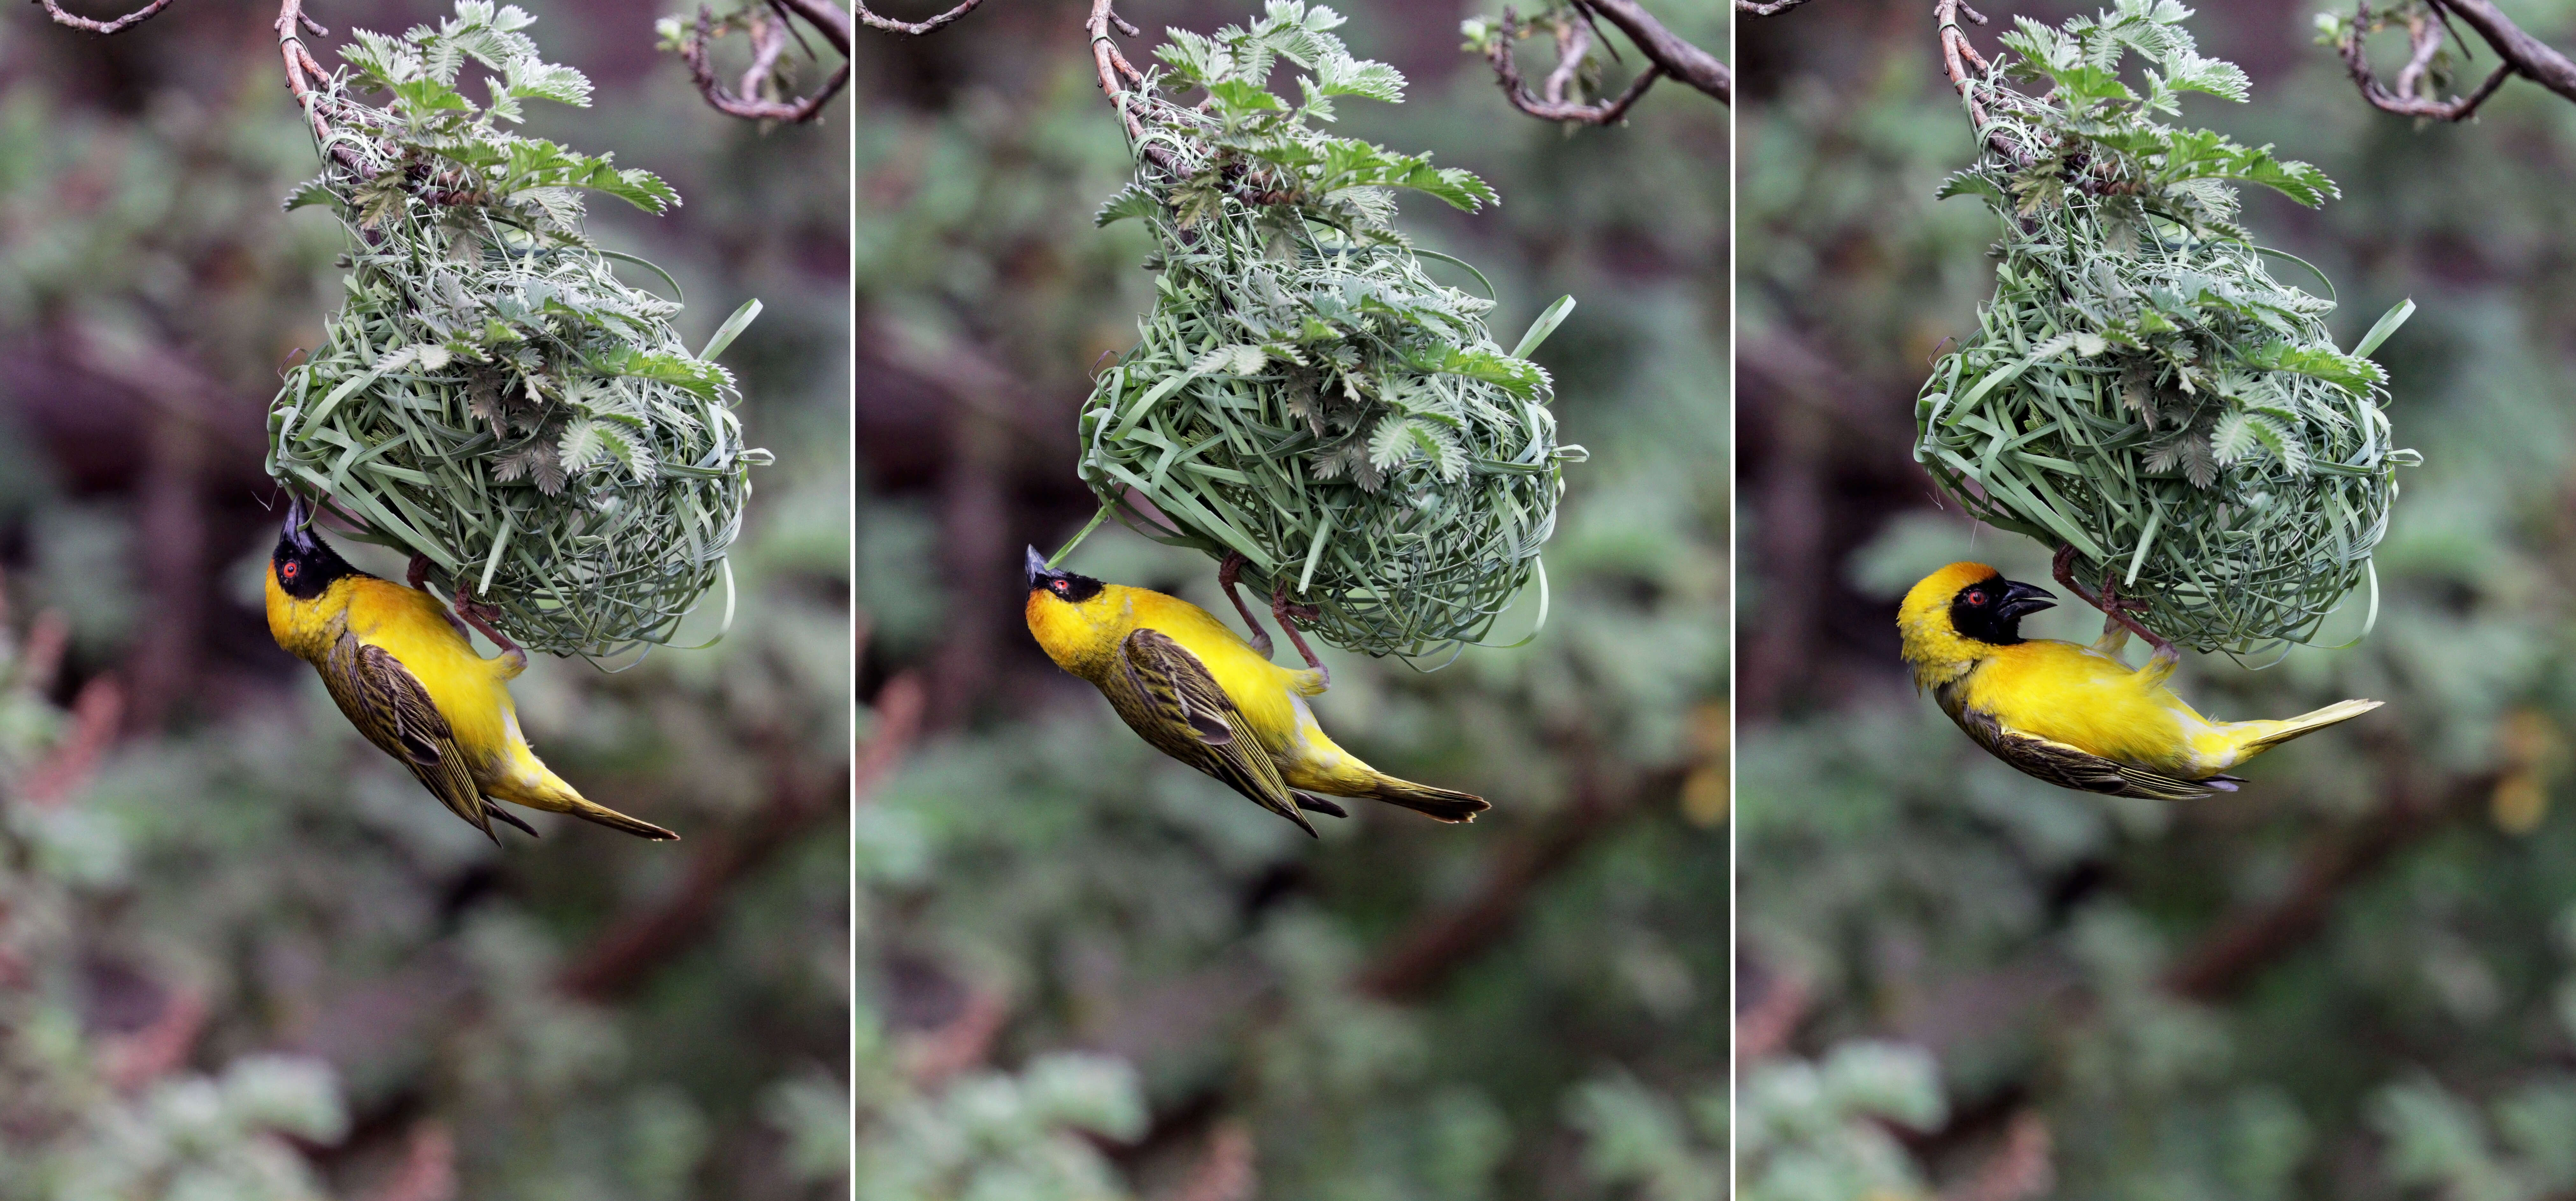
[1270,580,1328,689]
[1219,552,1275,657]
[2053,544,2178,675]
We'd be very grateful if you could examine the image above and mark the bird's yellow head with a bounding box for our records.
[1024,547,1132,678]
[1897,561,2056,687]
[266,496,362,657]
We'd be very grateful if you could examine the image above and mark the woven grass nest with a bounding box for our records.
[266,7,768,661]
[1915,11,2419,655]
[1070,4,1583,660]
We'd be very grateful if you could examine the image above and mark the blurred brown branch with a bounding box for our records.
[1941,1110,2054,1201]
[363,1122,458,1201]
[1161,1123,1257,1201]
[679,0,853,124]
[1733,962,1810,1062]
[559,673,916,1000]
[2164,770,2491,1001]
[1356,759,1682,1001]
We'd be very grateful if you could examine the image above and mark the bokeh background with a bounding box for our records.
[1738,2,2576,1197]
[850,1,1725,1196]
[0,2,851,1197]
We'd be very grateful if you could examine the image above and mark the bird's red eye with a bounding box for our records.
[1051,579,1070,596]
[281,562,299,582]
[1965,590,1986,606]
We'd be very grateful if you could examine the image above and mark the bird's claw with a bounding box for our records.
[451,586,528,674]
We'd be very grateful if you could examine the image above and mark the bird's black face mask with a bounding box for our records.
[1950,574,2056,645]
[1024,546,1105,604]
[273,496,359,601]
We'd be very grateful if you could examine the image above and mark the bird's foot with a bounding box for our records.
[2054,544,2174,660]
[1219,552,1275,657]
[1270,580,1328,686]
[453,586,529,675]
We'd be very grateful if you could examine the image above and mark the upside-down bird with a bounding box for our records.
[1897,557,2380,800]
[1022,547,1486,835]
[266,497,676,841]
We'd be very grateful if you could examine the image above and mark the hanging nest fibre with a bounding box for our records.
[267,4,768,661]
[1069,2,1582,660]
[1915,6,2417,654]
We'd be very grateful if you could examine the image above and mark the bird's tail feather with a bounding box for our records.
[1357,776,1489,823]
[492,769,679,841]
[560,797,679,841]
[2239,698,2383,751]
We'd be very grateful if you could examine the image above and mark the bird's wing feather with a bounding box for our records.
[1945,689,2217,802]
[320,631,494,837]
[1115,629,1312,834]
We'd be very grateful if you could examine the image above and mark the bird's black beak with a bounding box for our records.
[281,494,318,554]
[1996,579,2057,620]
[1025,545,1057,591]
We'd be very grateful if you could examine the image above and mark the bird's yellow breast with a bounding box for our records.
[1957,639,2213,774]
[269,573,518,756]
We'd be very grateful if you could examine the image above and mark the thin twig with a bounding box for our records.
[35,0,177,35]
[680,1,853,124]
[1739,0,1814,12]
[1935,0,2032,167]
[2338,1,2515,121]
[1482,8,1666,125]
[852,0,983,35]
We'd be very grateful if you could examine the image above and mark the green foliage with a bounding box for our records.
[1736,1043,1946,1201]
[1917,1,2416,653]
[853,2,1726,1185]
[1072,1,1583,658]
[271,0,768,659]
[0,10,851,1192]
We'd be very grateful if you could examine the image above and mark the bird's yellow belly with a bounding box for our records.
[347,591,521,765]
[1963,644,2213,775]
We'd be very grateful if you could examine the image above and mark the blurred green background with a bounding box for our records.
[849,1,1725,1196]
[1737,2,2576,1197]
[0,1,850,1196]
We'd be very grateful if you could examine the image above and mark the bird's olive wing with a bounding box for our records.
[1116,629,1313,835]
[1948,698,2218,802]
[320,632,494,838]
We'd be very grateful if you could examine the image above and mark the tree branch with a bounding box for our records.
[1354,761,1682,1001]
[1479,7,1667,125]
[678,1,853,125]
[1474,0,1726,115]
[35,0,176,35]
[2163,770,2491,1001]
[559,673,916,1000]
[1581,0,1727,103]
[2337,2,2514,121]
[1739,0,1815,12]
[852,0,984,36]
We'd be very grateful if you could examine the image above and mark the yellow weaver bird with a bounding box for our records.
[1897,558,2380,800]
[266,497,675,842]
[1023,548,1487,835]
